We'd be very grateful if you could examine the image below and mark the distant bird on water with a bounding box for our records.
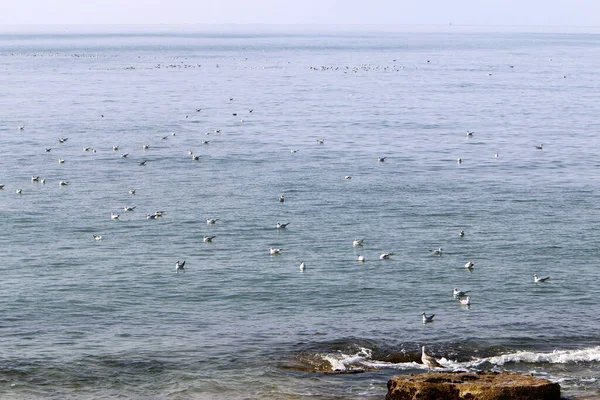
[459,230,465,237]
[380,252,394,260]
[458,296,471,306]
[464,261,474,269]
[206,218,219,224]
[534,274,550,283]
[269,248,281,255]
[535,144,543,150]
[453,288,470,297]
[357,255,365,262]
[353,239,364,247]
[299,261,306,271]
[175,260,185,273]
[110,212,119,220]
[203,235,216,243]
[421,313,435,324]
[276,222,290,229]
[421,346,443,371]
[429,247,443,256]
[93,235,103,241]
[279,194,285,203]
[377,157,386,162]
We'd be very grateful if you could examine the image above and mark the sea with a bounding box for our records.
[0,25,599,399]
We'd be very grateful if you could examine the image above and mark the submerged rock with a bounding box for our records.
[386,371,560,400]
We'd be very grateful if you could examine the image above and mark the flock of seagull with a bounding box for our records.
[6,116,553,373]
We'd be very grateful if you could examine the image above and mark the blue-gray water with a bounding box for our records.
[1,28,599,399]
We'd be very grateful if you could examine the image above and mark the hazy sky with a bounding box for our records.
[1,0,599,27]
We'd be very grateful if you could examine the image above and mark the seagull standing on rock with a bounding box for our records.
[421,346,443,371]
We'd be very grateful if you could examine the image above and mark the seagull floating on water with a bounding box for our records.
[269,248,281,255]
[18,126,25,130]
[535,144,543,150]
[279,194,285,203]
[146,214,159,220]
[138,160,147,166]
[0,184,4,189]
[357,255,365,262]
[112,145,119,151]
[534,274,550,283]
[58,159,65,164]
[59,181,69,186]
[353,239,364,247]
[83,147,90,152]
[129,189,136,195]
[453,288,470,297]
[344,176,352,180]
[299,261,306,271]
[142,144,149,150]
[16,189,22,194]
[192,154,200,161]
[458,296,471,306]
[45,148,51,152]
[429,247,443,256]
[466,131,474,137]
[377,157,386,162]
[316,139,324,145]
[206,218,219,224]
[276,222,290,229]
[123,206,136,211]
[421,313,435,324]
[421,346,443,371]
[110,212,119,220]
[464,261,474,269]
[59,137,68,143]
[175,260,185,273]
[203,235,216,243]
[380,252,394,260]
[459,230,465,237]
[93,235,103,241]
[121,153,129,158]
[31,176,40,182]
[290,149,298,153]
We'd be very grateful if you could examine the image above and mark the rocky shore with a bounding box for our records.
[386,371,561,400]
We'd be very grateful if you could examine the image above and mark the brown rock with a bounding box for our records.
[386,371,560,400]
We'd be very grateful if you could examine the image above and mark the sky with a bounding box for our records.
[1,0,599,28]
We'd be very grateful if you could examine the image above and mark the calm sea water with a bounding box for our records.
[1,28,600,399]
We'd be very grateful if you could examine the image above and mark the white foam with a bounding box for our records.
[320,347,372,371]
[479,346,600,366]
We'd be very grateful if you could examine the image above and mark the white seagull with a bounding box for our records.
[377,157,387,162]
[357,255,365,262]
[459,230,465,237]
[110,212,119,220]
[421,313,435,324]
[269,248,281,255]
[59,181,69,186]
[421,346,443,371]
[353,239,364,247]
[464,261,474,269]
[429,247,443,256]
[0,184,4,189]
[175,260,185,273]
[192,154,200,161]
[142,144,149,150]
[279,194,285,203]
[453,288,470,297]
[457,158,462,164]
[146,214,159,220]
[290,149,298,153]
[16,189,22,194]
[31,176,40,182]
[380,252,394,260]
[112,145,119,151]
[299,261,306,271]
[344,176,352,180]
[316,139,324,145]
[123,206,136,211]
[534,274,550,283]
[458,296,471,306]
[276,222,290,229]
[57,159,65,164]
[535,144,543,150]
[129,189,136,195]
[203,235,216,243]
[93,235,103,241]
[121,153,129,158]
[206,218,219,224]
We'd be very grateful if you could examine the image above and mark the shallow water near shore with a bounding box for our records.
[0,27,599,399]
